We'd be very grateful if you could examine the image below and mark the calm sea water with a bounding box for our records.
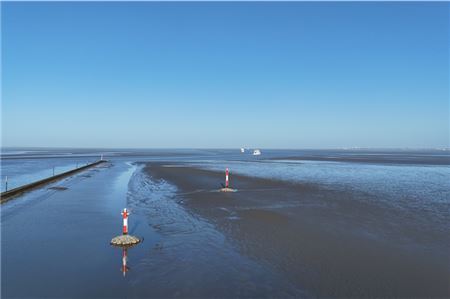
[1,148,449,297]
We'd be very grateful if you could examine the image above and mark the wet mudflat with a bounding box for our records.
[125,164,304,297]
[2,149,449,298]
[146,163,450,297]
[2,161,304,298]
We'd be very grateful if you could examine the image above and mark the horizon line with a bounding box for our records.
[1,146,449,151]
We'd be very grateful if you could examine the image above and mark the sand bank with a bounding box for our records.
[267,154,450,165]
[145,163,449,297]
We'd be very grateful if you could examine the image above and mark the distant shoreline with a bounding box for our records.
[1,148,449,165]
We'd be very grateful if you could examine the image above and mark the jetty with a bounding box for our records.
[1,160,107,203]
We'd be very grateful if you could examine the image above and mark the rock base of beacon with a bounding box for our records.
[110,235,141,247]
[219,187,237,192]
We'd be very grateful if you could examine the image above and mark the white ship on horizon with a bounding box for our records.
[240,148,245,153]
[253,149,261,156]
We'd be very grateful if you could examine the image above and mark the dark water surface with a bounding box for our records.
[1,148,449,298]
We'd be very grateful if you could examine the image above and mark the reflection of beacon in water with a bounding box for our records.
[121,248,129,277]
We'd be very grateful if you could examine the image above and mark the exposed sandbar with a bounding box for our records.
[145,163,449,297]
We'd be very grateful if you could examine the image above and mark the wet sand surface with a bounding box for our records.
[267,154,450,165]
[146,163,449,297]
[2,150,449,298]
[2,161,305,298]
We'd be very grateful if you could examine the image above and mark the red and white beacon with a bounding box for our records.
[121,208,129,235]
[225,168,229,188]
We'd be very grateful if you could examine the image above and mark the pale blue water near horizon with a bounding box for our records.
[1,148,449,297]
[2,147,449,191]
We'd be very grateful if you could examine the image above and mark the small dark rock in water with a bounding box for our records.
[153,243,163,250]
[48,186,68,191]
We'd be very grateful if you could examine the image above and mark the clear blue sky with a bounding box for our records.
[2,2,449,148]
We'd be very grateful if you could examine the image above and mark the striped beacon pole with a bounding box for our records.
[225,168,229,188]
[121,208,129,235]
